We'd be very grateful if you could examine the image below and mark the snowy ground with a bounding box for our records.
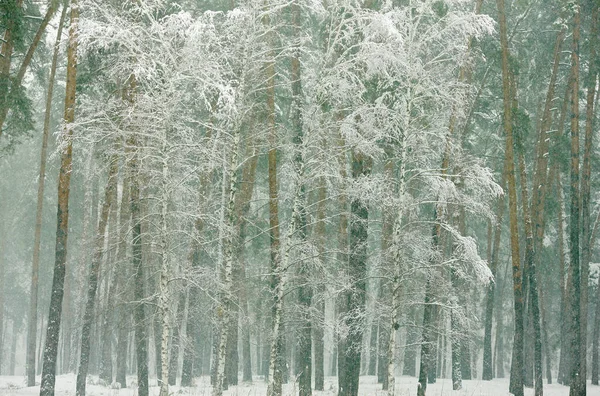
[0,374,597,396]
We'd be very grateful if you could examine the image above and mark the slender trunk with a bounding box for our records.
[496,0,524,395]
[27,2,68,386]
[169,294,185,386]
[0,226,5,374]
[339,151,371,396]
[336,126,349,393]
[115,177,131,388]
[125,73,149,396]
[180,131,215,386]
[516,136,543,396]
[289,3,311,394]
[39,3,78,395]
[76,153,119,396]
[592,279,600,384]
[580,2,599,388]
[568,3,584,395]
[386,132,405,395]
[539,284,552,384]
[483,166,507,380]
[558,168,570,385]
[213,130,240,396]
[265,6,285,394]
[157,136,172,396]
[236,148,259,384]
[314,177,327,391]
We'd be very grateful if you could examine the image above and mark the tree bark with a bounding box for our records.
[39,2,78,395]
[115,175,131,388]
[495,1,525,395]
[314,177,327,391]
[568,3,584,395]
[580,1,599,388]
[516,129,543,396]
[213,128,240,396]
[76,152,119,396]
[27,2,68,387]
[483,165,507,381]
[338,151,371,396]
[289,3,311,394]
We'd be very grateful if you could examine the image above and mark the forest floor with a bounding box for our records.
[0,374,597,396]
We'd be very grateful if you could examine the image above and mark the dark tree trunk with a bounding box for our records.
[27,2,68,386]
[39,3,78,395]
[76,153,119,396]
[313,178,327,391]
[568,3,584,396]
[496,0,525,394]
[483,169,506,380]
[338,151,371,396]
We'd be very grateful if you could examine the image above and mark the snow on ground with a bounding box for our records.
[0,375,598,396]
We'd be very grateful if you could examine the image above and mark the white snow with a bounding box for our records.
[0,375,597,396]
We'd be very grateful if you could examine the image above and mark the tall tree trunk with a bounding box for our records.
[157,135,173,396]
[568,3,584,395]
[180,127,215,386]
[39,2,79,394]
[592,279,600,384]
[236,147,259,385]
[558,168,571,385]
[580,1,599,388]
[125,73,149,396]
[339,151,371,396]
[483,166,507,380]
[213,128,240,396]
[264,5,285,393]
[386,131,406,395]
[516,131,543,396]
[115,175,131,388]
[27,2,68,386]
[496,1,525,395]
[289,3,311,394]
[336,126,349,392]
[76,153,119,396]
[314,177,327,391]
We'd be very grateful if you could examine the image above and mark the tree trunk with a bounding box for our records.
[27,2,68,387]
[115,176,131,388]
[336,125,349,393]
[76,152,119,396]
[213,128,240,396]
[289,3,311,394]
[157,136,173,396]
[265,6,285,394]
[568,3,584,395]
[483,165,507,380]
[496,1,525,395]
[592,280,600,384]
[338,151,371,396]
[516,135,543,396]
[125,73,149,396]
[169,294,186,386]
[314,177,327,391]
[580,1,599,388]
[39,3,78,395]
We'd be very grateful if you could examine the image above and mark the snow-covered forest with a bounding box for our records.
[0,0,599,395]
